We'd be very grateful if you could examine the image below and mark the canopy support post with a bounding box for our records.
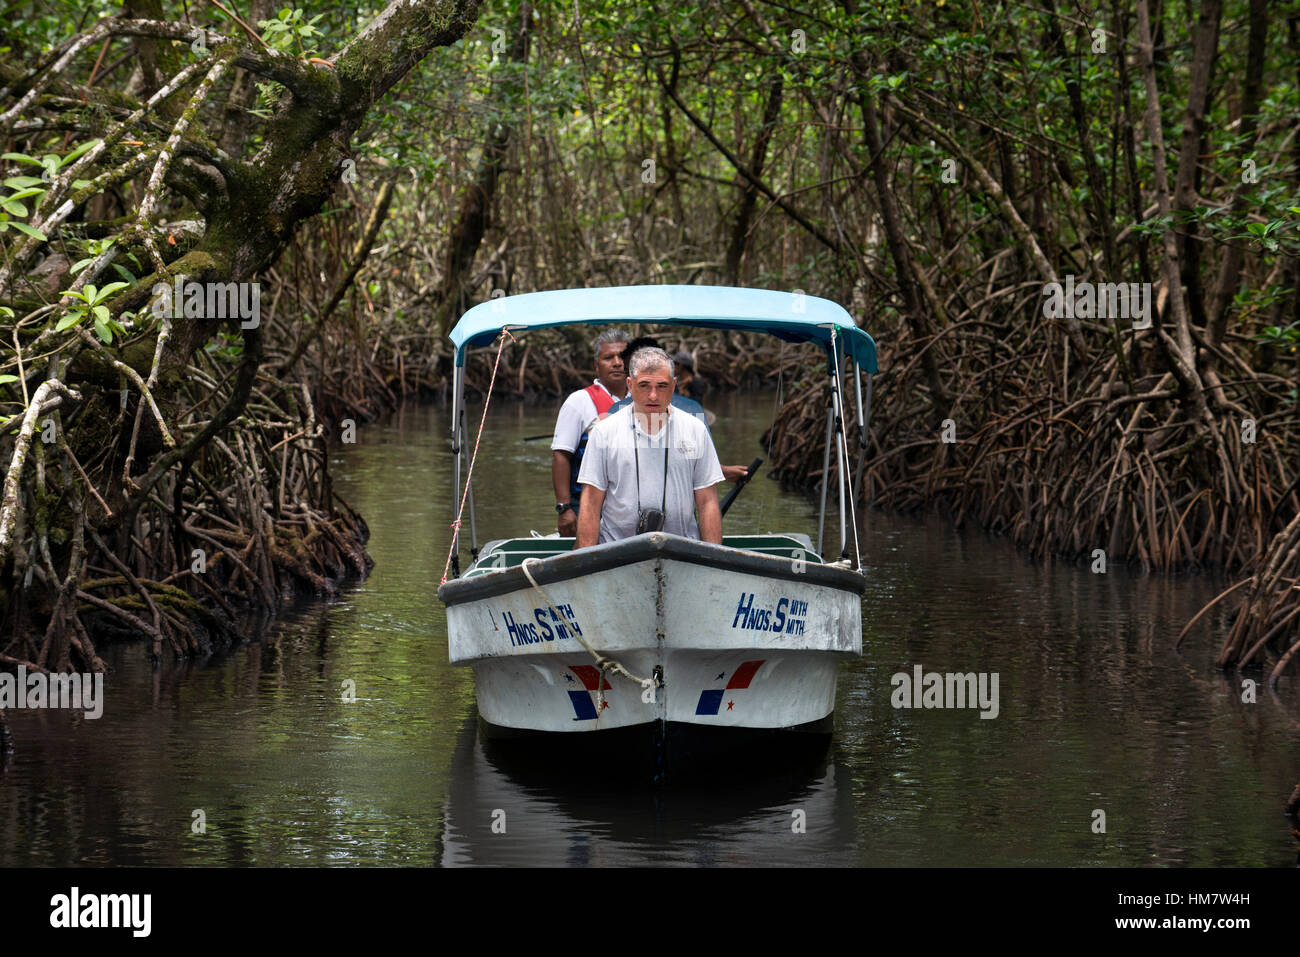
[836,403,849,559]
[449,362,465,578]
[466,452,479,561]
[816,391,833,559]
[829,328,860,568]
[853,367,870,505]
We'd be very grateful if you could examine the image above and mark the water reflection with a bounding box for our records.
[1,395,1297,867]
[441,711,859,866]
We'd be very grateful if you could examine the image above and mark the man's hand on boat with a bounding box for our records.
[557,504,577,537]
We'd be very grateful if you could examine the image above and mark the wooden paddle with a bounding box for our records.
[720,458,763,516]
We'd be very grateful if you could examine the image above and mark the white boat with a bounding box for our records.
[437,285,877,781]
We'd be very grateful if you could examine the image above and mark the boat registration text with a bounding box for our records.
[731,592,807,635]
[497,604,585,647]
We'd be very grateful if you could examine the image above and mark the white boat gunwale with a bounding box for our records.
[437,531,865,608]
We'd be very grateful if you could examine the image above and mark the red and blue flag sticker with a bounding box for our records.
[567,665,612,720]
[695,659,765,715]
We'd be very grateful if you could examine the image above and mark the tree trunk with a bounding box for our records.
[724,75,782,286]
[1172,0,1223,333]
[435,0,532,336]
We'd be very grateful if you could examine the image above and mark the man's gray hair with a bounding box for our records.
[593,328,630,360]
[629,346,674,380]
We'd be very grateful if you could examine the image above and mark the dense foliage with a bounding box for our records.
[1,0,1298,675]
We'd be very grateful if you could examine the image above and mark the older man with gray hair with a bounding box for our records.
[576,347,724,547]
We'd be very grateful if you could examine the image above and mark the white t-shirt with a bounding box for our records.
[577,405,724,543]
[551,380,618,454]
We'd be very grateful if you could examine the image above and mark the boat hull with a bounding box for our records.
[438,533,864,742]
[477,713,833,786]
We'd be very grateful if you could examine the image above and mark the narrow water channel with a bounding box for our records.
[1,394,1296,866]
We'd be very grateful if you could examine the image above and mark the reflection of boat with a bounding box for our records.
[437,286,878,781]
[440,709,859,866]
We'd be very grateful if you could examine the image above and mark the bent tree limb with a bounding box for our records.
[0,381,81,559]
[857,88,952,406]
[0,0,481,667]
[655,52,843,257]
[278,176,397,376]
[1134,0,1234,490]
[891,99,1083,360]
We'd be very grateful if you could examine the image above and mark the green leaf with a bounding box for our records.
[55,312,83,331]
[1,200,26,216]
[7,221,46,240]
[6,187,44,202]
[61,139,99,166]
[70,257,95,275]
[4,176,43,189]
[93,317,111,343]
[0,374,19,385]
[96,281,129,300]
[92,304,110,322]
[1,152,40,165]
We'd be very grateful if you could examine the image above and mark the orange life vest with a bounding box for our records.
[571,384,617,500]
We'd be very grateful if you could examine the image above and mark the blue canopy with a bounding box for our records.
[448,285,877,373]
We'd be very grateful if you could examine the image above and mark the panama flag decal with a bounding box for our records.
[695,660,765,715]
[567,664,612,720]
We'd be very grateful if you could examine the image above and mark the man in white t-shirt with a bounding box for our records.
[576,347,724,547]
[551,329,630,535]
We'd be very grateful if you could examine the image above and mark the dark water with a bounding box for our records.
[2,393,1296,866]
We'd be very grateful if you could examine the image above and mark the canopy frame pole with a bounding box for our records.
[853,367,870,505]
[466,441,479,561]
[816,390,834,559]
[449,361,465,578]
[829,328,861,568]
[835,392,848,559]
